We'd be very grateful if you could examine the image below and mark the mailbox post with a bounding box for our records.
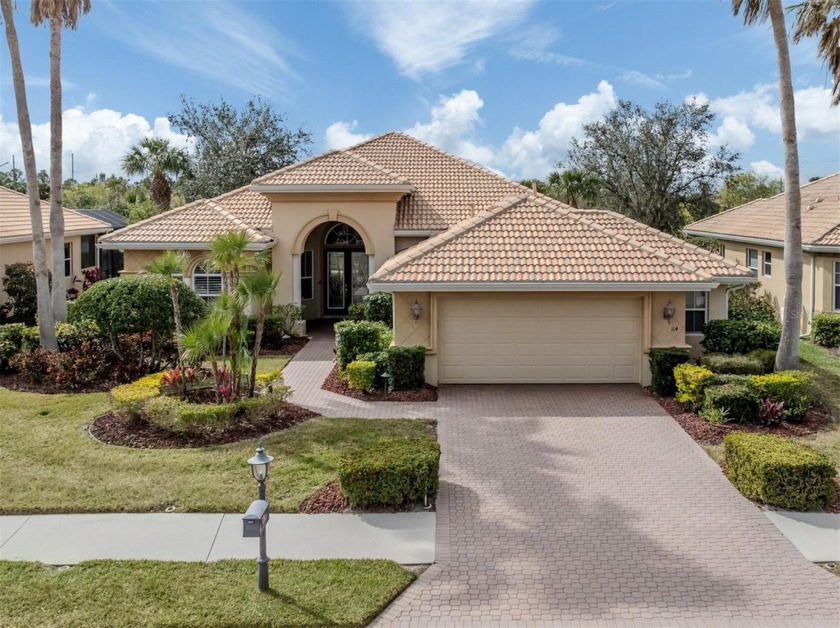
[244,444,274,591]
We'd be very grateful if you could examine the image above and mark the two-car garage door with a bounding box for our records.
[437,295,642,384]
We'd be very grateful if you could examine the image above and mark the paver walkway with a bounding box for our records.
[285,329,840,626]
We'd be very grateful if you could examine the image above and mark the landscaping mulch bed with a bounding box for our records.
[259,336,309,357]
[299,481,350,514]
[649,390,832,446]
[322,364,438,402]
[88,403,316,449]
[0,373,123,394]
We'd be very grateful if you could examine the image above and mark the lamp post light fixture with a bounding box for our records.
[248,445,274,500]
[663,301,676,321]
[411,299,422,321]
[382,372,392,394]
[243,444,273,592]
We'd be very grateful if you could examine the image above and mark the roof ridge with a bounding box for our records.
[250,150,342,184]
[204,201,272,243]
[369,194,528,281]
[98,198,211,242]
[341,150,411,184]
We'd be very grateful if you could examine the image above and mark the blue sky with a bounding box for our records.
[1,0,838,183]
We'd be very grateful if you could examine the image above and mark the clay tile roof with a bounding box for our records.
[347,132,533,230]
[685,173,840,248]
[0,186,112,242]
[99,195,273,248]
[369,195,744,286]
[252,149,411,187]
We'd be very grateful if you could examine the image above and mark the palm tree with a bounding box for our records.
[732,0,802,370]
[30,0,91,322]
[791,1,840,104]
[239,269,280,397]
[122,137,190,211]
[209,230,254,292]
[145,251,189,397]
[546,170,601,208]
[1,0,57,349]
[181,311,230,403]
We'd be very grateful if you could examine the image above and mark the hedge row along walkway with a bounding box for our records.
[283,326,840,626]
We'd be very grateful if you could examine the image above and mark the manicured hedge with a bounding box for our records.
[0,323,28,373]
[749,371,813,423]
[111,373,164,419]
[701,319,781,354]
[674,363,715,410]
[145,396,238,432]
[334,321,392,370]
[811,312,840,348]
[747,349,776,374]
[346,360,377,391]
[700,353,765,375]
[648,348,691,396]
[357,351,388,388]
[384,346,426,391]
[363,292,393,328]
[703,382,758,423]
[338,439,440,508]
[724,432,836,511]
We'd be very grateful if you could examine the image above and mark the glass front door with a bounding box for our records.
[325,250,369,314]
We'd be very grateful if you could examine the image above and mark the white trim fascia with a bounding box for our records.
[250,184,415,194]
[97,240,275,251]
[684,228,840,253]
[367,281,722,292]
[1,228,112,244]
[393,229,440,237]
[715,276,755,285]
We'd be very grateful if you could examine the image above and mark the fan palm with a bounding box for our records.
[732,0,802,370]
[239,269,280,397]
[791,1,840,104]
[546,170,601,208]
[122,137,190,211]
[181,311,230,403]
[145,251,189,396]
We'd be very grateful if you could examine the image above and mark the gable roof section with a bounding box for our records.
[369,194,750,290]
[0,186,112,243]
[251,148,412,188]
[98,196,274,250]
[685,173,840,250]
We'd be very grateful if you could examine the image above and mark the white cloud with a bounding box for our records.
[348,0,535,78]
[405,90,494,163]
[619,70,665,89]
[325,121,372,150]
[710,116,756,150]
[750,160,784,179]
[0,108,191,182]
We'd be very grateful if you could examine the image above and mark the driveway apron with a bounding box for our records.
[284,329,840,626]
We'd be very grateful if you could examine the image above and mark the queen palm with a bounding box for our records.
[732,0,802,370]
[1,0,57,349]
[30,0,91,322]
[546,169,601,208]
[239,269,280,397]
[791,1,840,103]
[122,137,190,211]
[145,250,189,396]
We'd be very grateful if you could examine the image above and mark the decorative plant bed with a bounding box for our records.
[0,373,118,394]
[89,402,315,449]
[322,364,438,402]
[298,480,436,514]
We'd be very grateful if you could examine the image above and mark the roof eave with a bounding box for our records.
[368,281,722,292]
[1,227,113,244]
[97,240,275,251]
[684,228,840,253]
[250,184,415,194]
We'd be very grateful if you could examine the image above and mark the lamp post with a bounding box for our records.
[244,444,273,591]
[248,445,274,500]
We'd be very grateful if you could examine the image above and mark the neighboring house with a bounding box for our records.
[685,174,840,334]
[0,186,118,306]
[99,132,753,386]
[73,209,127,279]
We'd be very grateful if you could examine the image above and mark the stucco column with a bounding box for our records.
[292,253,301,305]
[368,254,376,290]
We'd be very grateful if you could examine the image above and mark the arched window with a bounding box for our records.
[325,223,364,247]
[192,263,222,298]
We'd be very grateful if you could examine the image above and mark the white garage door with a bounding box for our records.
[438,295,642,384]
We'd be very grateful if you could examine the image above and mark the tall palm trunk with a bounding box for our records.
[48,15,67,321]
[2,0,57,349]
[170,282,186,397]
[769,0,803,370]
[249,311,265,398]
[151,172,171,210]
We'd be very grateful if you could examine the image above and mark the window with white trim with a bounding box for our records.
[301,250,313,300]
[192,263,222,298]
[746,248,759,275]
[685,291,708,334]
[834,261,840,311]
[763,251,772,276]
[64,243,72,277]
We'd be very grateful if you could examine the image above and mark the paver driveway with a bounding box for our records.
[285,331,840,626]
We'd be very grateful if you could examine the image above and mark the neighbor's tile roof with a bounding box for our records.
[0,186,112,242]
[99,197,273,246]
[369,195,748,286]
[74,208,127,229]
[252,149,411,187]
[685,173,840,248]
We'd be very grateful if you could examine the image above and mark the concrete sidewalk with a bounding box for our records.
[764,510,840,562]
[0,512,435,565]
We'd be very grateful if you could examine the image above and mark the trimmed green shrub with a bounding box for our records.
[648,348,691,396]
[384,345,427,391]
[724,432,836,511]
[749,371,813,422]
[1,262,40,324]
[55,320,101,351]
[357,351,388,388]
[111,373,164,419]
[674,363,715,409]
[700,353,765,375]
[811,312,840,348]
[346,360,377,391]
[145,396,238,432]
[728,282,776,322]
[338,438,441,508]
[713,373,750,386]
[0,323,28,373]
[703,382,758,423]
[347,302,366,321]
[747,349,776,374]
[701,319,781,354]
[238,389,289,422]
[334,320,392,370]
[363,292,393,327]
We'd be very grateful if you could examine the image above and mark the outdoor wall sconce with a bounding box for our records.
[411,300,422,321]
[663,301,676,321]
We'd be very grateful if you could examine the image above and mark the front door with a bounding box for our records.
[325,250,369,315]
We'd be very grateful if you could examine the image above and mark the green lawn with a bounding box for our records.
[0,355,435,514]
[0,559,413,627]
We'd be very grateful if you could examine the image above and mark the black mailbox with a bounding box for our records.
[242,499,269,538]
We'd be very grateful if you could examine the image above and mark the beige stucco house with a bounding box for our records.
[0,186,121,306]
[100,132,753,386]
[685,173,840,334]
